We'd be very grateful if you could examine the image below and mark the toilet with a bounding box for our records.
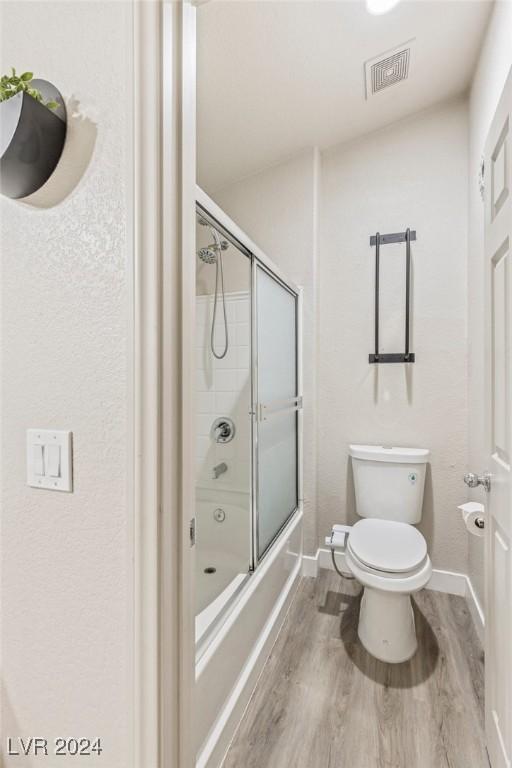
[345,444,432,664]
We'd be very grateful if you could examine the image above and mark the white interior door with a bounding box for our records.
[484,65,512,768]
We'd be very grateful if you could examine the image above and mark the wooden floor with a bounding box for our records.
[223,571,487,768]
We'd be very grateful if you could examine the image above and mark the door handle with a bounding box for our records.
[464,472,491,492]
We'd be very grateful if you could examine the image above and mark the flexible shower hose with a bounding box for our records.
[210,226,229,360]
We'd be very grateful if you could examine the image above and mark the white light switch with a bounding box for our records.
[47,444,61,477]
[27,429,72,492]
[33,444,45,476]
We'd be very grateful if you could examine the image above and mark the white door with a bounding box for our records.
[484,65,512,768]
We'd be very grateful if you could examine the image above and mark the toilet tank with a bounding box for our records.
[349,445,429,524]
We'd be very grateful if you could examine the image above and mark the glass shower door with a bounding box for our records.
[254,262,299,561]
[194,208,253,640]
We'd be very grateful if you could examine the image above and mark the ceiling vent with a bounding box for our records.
[365,40,414,98]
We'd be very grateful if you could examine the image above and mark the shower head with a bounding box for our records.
[197,239,229,264]
[198,246,218,264]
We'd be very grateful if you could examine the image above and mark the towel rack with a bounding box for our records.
[369,228,416,364]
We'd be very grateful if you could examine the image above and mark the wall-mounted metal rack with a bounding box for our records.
[369,228,416,364]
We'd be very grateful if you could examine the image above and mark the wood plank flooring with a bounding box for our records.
[222,571,487,768]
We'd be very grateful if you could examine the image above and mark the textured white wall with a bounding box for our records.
[211,149,320,555]
[319,99,469,573]
[1,3,134,766]
[468,0,512,611]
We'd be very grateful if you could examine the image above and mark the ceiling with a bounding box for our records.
[197,0,492,192]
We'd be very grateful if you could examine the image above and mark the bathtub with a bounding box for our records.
[195,506,303,768]
[195,492,251,644]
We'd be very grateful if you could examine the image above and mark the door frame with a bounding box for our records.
[132,2,196,767]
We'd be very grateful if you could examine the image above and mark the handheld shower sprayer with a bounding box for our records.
[197,218,229,359]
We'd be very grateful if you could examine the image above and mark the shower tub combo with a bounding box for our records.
[194,187,303,768]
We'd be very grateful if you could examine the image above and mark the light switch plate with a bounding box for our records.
[27,429,73,492]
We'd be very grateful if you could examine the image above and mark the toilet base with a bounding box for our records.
[358,586,417,663]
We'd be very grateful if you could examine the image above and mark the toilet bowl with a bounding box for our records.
[345,518,432,662]
[343,444,431,664]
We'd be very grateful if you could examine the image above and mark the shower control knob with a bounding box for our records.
[464,472,491,492]
[211,416,236,444]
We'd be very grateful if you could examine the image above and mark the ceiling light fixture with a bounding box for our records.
[366,0,401,15]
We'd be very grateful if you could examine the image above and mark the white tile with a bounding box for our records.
[236,414,250,430]
[196,301,212,341]
[235,299,250,322]
[197,392,215,414]
[215,369,237,391]
[215,442,235,460]
[236,369,251,390]
[196,414,212,436]
[196,367,214,392]
[196,436,211,458]
[236,345,250,369]
[213,324,230,348]
[196,346,207,369]
[197,324,211,350]
[213,346,237,369]
[225,300,237,324]
[195,301,208,328]
[195,457,204,478]
[215,391,238,414]
[236,322,250,346]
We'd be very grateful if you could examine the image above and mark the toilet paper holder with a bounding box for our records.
[458,502,485,532]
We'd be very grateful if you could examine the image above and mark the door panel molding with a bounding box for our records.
[485,63,512,768]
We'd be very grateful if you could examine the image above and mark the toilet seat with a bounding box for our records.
[346,546,432,594]
[347,518,427,573]
[345,520,432,595]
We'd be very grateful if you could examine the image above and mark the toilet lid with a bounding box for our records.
[348,519,427,573]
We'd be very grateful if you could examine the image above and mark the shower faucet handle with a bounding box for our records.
[211,417,236,444]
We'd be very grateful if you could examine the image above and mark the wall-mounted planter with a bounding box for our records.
[0,79,67,199]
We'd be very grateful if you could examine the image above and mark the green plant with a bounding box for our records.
[0,68,58,109]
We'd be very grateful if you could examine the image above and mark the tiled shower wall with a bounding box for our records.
[196,291,251,492]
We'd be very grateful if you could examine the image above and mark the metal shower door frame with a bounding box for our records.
[195,185,303,576]
[251,258,302,567]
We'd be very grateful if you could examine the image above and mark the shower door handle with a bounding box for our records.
[258,396,303,421]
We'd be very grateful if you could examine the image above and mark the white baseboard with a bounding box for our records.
[302,547,348,577]
[303,548,485,643]
[302,547,352,578]
[426,567,466,596]
[465,574,485,645]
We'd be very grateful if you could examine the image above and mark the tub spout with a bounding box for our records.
[212,462,227,480]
